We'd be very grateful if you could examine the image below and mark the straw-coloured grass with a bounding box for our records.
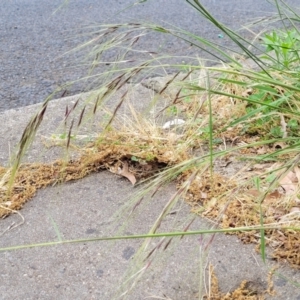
[1,65,299,269]
[1,1,300,297]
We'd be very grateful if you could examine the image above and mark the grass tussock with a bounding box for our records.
[1,0,300,297]
[1,62,300,268]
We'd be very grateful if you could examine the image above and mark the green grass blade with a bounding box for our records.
[47,213,63,242]
[1,225,298,253]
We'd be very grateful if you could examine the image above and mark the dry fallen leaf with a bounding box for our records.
[247,189,260,197]
[265,190,282,201]
[118,161,136,185]
[279,170,298,195]
[294,166,300,182]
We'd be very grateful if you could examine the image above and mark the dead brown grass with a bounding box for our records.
[203,264,274,300]
[0,68,299,271]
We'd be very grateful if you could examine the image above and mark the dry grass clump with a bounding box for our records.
[184,168,300,267]
[0,65,300,268]
[203,264,274,300]
[0,118,188,218]
[205,277,266,300]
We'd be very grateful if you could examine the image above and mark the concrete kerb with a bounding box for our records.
[0,72,299,299]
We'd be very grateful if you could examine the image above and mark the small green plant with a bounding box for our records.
[231,80,300,140]
[51,133,73,140]
[166,104,180,116]
[181,88,192,103]
[131,155,139,162]
[270,125,283,138]
[261,29,300,69]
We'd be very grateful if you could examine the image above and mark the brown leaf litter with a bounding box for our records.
[0,68,300,294]
[203,264,275,300]
[0,131,181,218]
[0,132,299,272]
[181,161,300,268]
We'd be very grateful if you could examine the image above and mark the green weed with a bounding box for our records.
[261,29,300,69]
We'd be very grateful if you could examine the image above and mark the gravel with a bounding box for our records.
[0,0,299,111]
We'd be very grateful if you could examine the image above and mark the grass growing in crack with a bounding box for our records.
[1,0,300,298]
[261,28,300,69]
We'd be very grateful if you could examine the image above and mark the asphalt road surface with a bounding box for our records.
[0,0,299,111]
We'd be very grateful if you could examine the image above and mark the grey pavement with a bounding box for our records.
[0,81,300,299]
[1,0,300,111]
